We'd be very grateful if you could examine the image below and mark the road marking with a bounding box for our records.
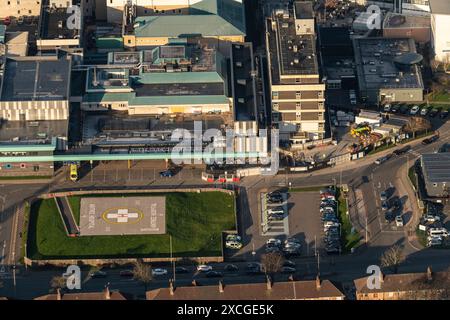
[8,206,20,265]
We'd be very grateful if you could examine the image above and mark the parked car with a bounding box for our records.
[420,107,429,116]
[175,266,189,274]
[152,268,168,276]
[281,266,296,274]
[423,214,441,223]
[427,236,443,247]
[384,211,395,223]
[224,264,239,272]
[2,17,11,26]
[440,110,449,119]
[391,197,401,210]
[197,265,213,272]
[266,238,282,247]
[393,145,411,156]
[267,207,284,215]
[268,213,285,221]
[159,169,174,178]
[89,270,107,278]
[283,260,296,268]
[395,215,404,227]
[391,105,399,113]
[225,240,243,249]
[383,104,391,112]
[429,108,439,117]
[380,191,388,201]
[422,135,439,145]
[119,270,134,277]
[205,271,223,278]
[17,16,24,25]
[410,105,420,115]
[399,104,410,114]
[381,201,389,211]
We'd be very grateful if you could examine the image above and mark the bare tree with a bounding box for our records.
[261,252,284,276]
[380,245,405,274]
[133,259,153,291]
[404,117,432,139]
[50,275,67,292]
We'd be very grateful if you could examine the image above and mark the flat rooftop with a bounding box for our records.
[0,120,68,143]
[383,12,430,29]
[134,82,225,96]
[353,37,423,91]
[429,0,450,15]
[421,153,450,183]
[267,13,319,84]
[231,43,257,122]
[294,2,314,19]
[39,6,80,40]
[1,56,71,101]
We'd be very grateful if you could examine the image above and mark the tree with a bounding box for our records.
[261,252,284,276]
[404,116,432,139]
[380,245,405,274]
[50,275,67,292]
[133,259,153,291]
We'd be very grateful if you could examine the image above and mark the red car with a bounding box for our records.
[3,17,11,26]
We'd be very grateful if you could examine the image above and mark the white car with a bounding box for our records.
[266,238,282,247]
[383,104,391,112]
[197,265,213,272]
[423,215,441,223]
[420,107,429,116]
[267,207,284,215]
[152,268,168,276]
[427,236,443,247]
[225,241,242,250]
[410,105,420,115]
[395,215,403,227]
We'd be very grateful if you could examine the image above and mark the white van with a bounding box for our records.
[428,228,449,238]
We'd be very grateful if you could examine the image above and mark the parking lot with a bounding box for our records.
[287,192,324,256]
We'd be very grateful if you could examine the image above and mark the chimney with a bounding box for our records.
[169,279,175,295]
[315,275,321,290]
[266,275,273,290]
[427,266,433,281]
[192,279,198,286]
[56,288,62,300]
[219,280,224,293]
[104,286,111,300]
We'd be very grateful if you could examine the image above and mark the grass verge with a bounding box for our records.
[27,192,236,260]
[337,189,361,253]
[20,202,31,263]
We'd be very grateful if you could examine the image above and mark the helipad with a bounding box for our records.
[79,196,166,236]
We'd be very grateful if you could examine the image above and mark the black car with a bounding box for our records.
[440,110,449,119]
[268,213,284,221]
[393,145,411,156]
[384,211,395,223]
[422,135,439,145]
[175,266,189,274]
[391,197,401,210]
[267,196,283,204]
[205,271,223,278]
[283,260,296,268]
[224,264,239,272]
[391,105,399,113]
[429,109,439,117]
[399,105,410,114]
[281,266,296,274]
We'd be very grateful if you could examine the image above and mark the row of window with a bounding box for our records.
[272,92,324,99]
[273,102,324,109]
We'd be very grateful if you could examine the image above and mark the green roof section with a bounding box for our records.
[134,14,245,38]
[130,95,230,106]
[133,72,224,84]
[84,93,229,106]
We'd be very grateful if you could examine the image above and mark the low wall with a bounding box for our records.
[26,187,236,267]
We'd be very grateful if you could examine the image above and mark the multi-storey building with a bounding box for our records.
[266,2,326,146]
[429,0,450,62]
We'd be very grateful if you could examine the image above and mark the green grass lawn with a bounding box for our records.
[408,166,417,191]
[27,192,236,260]
[337,189,361,253]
